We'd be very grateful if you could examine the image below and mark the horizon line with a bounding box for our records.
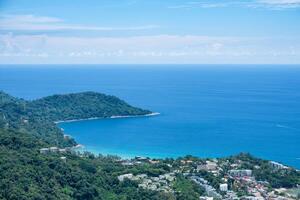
[0,63,300,66]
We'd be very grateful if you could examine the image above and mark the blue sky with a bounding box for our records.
[0,0,299,64]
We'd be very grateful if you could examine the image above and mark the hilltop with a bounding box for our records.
[0,91,151,146]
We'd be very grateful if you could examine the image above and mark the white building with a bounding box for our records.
[220,183,228,192]
[199,197,213,200]
[39,148,49,154]
[197,161,218,171]
[60,156,67,163]
[228,169,252,177]
[269,161,289,170]
[49,147,59,153]
[59,148,67,153]
[118,173,133,182]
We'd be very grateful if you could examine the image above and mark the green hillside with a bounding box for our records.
[0,91,151,146]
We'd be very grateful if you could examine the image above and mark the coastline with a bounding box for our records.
[57,112,160,155]
[54,112,160,124]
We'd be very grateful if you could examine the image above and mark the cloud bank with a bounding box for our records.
[0,15,159,31]
[1,34,299,64]
[168,0,300,10]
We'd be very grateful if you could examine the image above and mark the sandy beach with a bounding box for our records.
[54,112,160,124]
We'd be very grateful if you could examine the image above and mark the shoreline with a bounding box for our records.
[69,146,299,170]
[54,112,160,124]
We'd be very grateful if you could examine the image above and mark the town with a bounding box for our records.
[39,145,300,200]
[115,155,300,200]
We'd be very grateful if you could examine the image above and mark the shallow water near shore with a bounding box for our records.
[1,65,300,168]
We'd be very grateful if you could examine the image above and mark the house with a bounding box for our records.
[148,159,160,164]
[199,197,213,200]
[49,147,59,153]
[197,160,218,171]
[135,156,148,162]
[59,148,67,153]
[220,183,228,192]
[269,161,289,170]
[63,134,71,139]
[39,148,49,154]
[60,156,67,163]
[228,169,252,177]
[118,173,133,182]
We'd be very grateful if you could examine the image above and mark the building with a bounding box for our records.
[199,197,213,200]
[206,161,218,170]
[39,148,49,154]
[59,148,67,153]
[118,173,133,182]
[197,161,218,171]
[243,196,265,200]
[49,147,59,153]
[148,159,160,164]
[269,161,289,170]
[135,156,148,162]
[220,183,228,192]
[63,134,71,140]
[228,169,252,177]
[60,156,67,163]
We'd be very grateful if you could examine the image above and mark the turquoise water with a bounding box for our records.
[1,65,300,168]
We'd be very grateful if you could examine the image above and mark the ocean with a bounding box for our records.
[1,65,300,168]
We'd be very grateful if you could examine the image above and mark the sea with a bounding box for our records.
[1,65,300,168]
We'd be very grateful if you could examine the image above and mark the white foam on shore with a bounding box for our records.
[55,112,160,124]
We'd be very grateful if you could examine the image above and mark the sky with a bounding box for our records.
[0,0,299,64]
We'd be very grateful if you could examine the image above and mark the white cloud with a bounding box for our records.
[257,0,300,8]
[0,34,299,64]
[0,14,159,31]
[2,14,63,23]
[168,1,238,9]
[259,0,300,4]
[168,0,300,10]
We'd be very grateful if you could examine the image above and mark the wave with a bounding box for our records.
[275,124,298,130]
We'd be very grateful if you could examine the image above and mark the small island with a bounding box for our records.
[0,91,299,200]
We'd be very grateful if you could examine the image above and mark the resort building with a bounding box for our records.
[269,161,289,170]
[220,183,228,192]
[197,160,218,171]
[60,156,67,163]
[228,169,252,177]
[39,148,49,154]
[118,173,133,182]
[59,148,67,153]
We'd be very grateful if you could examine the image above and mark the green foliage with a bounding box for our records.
[173,175,205,200]
[0,129,169,200]
[0,91,150,147]
[28,91,151,122]
[195,170,222,189]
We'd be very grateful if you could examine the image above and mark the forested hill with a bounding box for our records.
[0,128,172,200]
[0,91,151,146]
[29,91,151,122]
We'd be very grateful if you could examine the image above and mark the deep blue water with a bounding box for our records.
[1,65,300,168]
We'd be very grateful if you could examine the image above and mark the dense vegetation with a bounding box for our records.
[0,92,178,199]
[173,175,205,200]
[0,91,150,146]
[0,128,175,200]
[28,92,151,122]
